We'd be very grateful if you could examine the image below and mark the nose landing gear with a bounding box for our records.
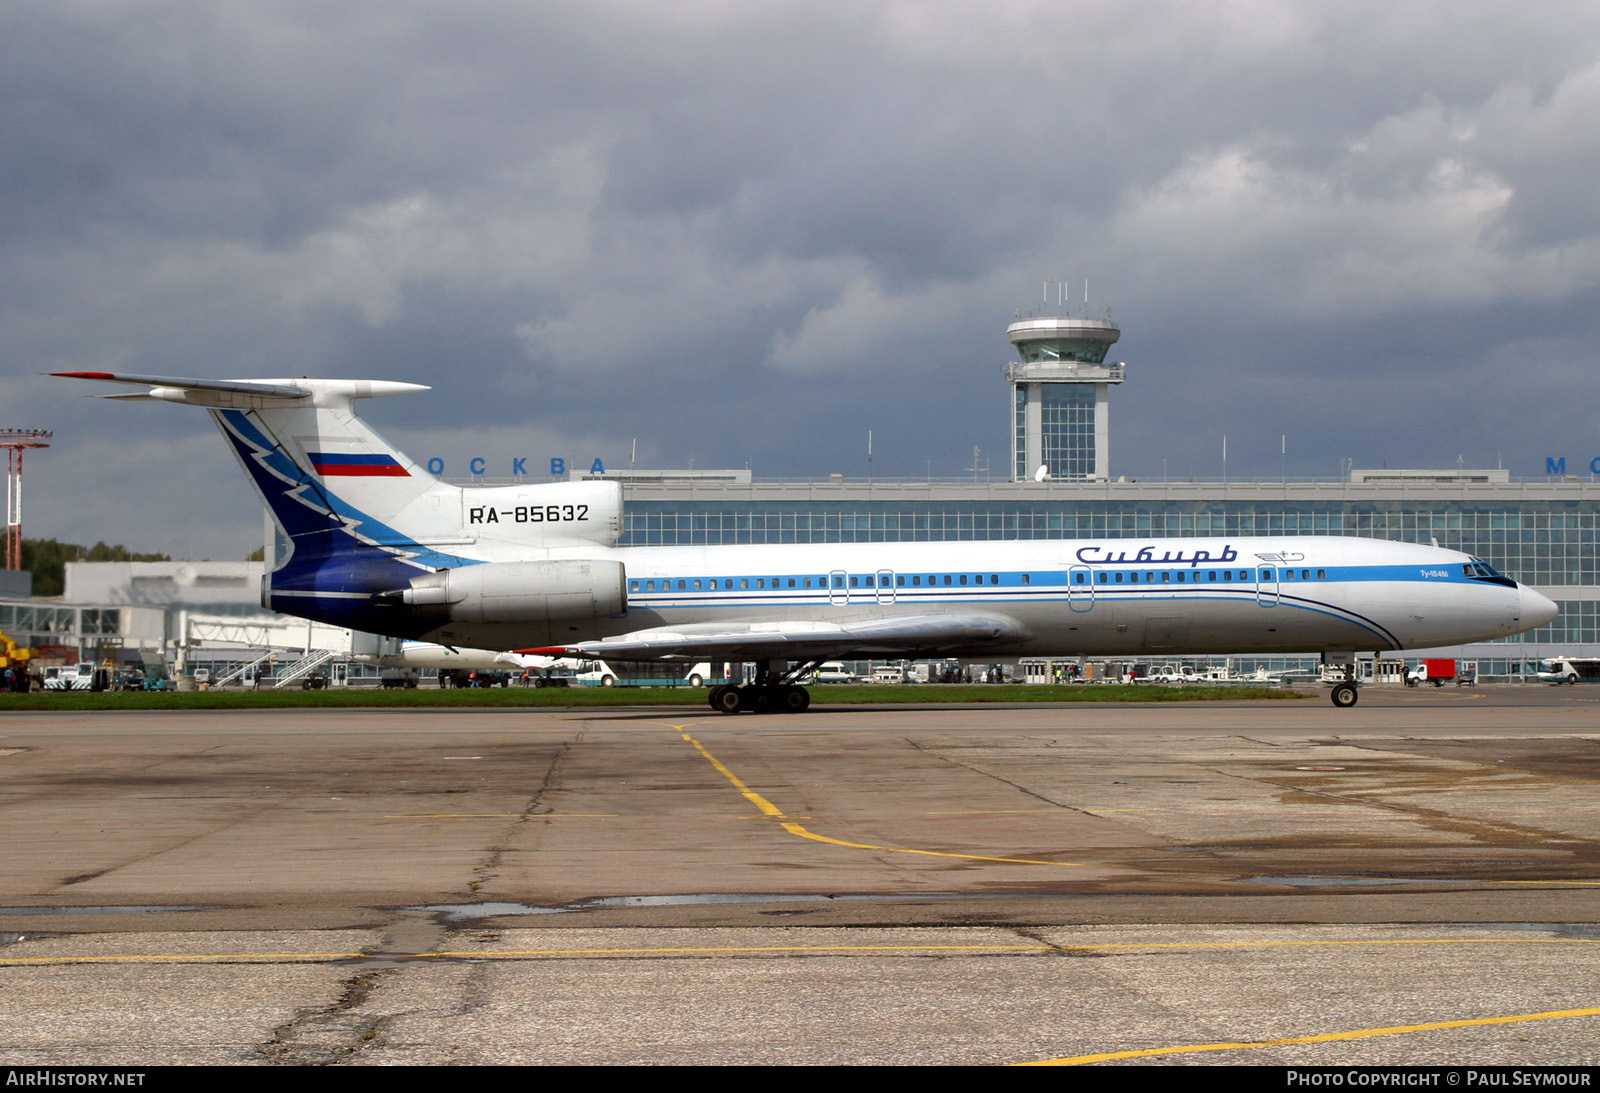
[1327,659,1360,708]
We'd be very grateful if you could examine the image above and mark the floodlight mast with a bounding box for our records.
[0,430,51,570]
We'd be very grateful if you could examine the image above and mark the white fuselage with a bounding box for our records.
[421,535,1544,658]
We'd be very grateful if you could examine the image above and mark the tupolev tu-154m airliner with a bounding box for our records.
[57,373,1558,711]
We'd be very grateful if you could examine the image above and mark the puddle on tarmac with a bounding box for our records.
[413,891,1086,921]
[0,905,206,915]
[1249,876,1474,888]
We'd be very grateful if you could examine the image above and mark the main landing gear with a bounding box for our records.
[708,659,817,714]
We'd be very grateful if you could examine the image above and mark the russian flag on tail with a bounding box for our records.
[309,452,410,477]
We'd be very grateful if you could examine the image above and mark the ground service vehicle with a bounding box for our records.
[1406,658,1458,687]
[1537,657,1600,684]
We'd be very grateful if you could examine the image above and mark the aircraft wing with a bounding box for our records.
[519,613,1027,662]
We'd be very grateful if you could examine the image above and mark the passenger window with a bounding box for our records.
[646,580,656,591]
[1115,572,1124,583]
[897,575,905,586]
[944,575,953,586]
[1074,572,1085,584]
[1022,574,1031,585]
[1317,569,1326,579]
[1223,572,1232,582]
[1301,570,1310,581]
[741,579,749,589]
[630,581,640,592]
[959,575,968,585]
[1162,572,1170,582]
[1175,572,1185,583]
[1285,569,1295,580]
[912,576,922,586]
[1129,572,1138,583]
[1207,571,1216,581]
[1097,573,1107,584]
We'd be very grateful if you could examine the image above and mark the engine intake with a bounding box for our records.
[398,560,626,623]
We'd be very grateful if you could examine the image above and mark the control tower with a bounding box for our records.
[1006,304,1123,482]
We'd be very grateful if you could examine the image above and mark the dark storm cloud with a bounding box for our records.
[6,1,1600,557]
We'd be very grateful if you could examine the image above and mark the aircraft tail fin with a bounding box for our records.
[55,373,460,559]
[55,373,477,631]
[55,373,625,638]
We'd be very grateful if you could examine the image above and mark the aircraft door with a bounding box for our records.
[876,569,896,605]
[829,569,849,606]
[1256,566,1280,608]
[1068,565,1095,612]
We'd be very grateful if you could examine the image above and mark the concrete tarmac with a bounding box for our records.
[2,687,1598,1065]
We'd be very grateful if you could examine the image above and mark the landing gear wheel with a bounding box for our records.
[713,686,742,714]
[742,686,773,713]
[780,685,811,713]
[1330,682,1359,708]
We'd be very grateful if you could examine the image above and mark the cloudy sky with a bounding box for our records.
[6,1,1600,559]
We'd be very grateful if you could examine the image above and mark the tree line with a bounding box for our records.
[20,539,172,597]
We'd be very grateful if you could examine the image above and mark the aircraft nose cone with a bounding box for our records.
[1520,586,1559,629]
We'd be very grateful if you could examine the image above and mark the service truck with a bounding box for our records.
[1405,659,1458,687]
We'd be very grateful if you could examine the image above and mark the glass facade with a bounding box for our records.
[1039,385,1096,480]
[1013,386,1028,481]
[0,602,119,647]
[621,496,1596,572]
[1016,338,1110,364]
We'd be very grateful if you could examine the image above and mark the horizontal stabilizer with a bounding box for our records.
[53,372,312,400]
[53,372,429,409]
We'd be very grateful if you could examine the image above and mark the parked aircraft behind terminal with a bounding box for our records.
[57,372,1558,711]
[371,640,551,673]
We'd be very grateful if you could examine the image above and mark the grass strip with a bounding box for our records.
[0,683,1304,711]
